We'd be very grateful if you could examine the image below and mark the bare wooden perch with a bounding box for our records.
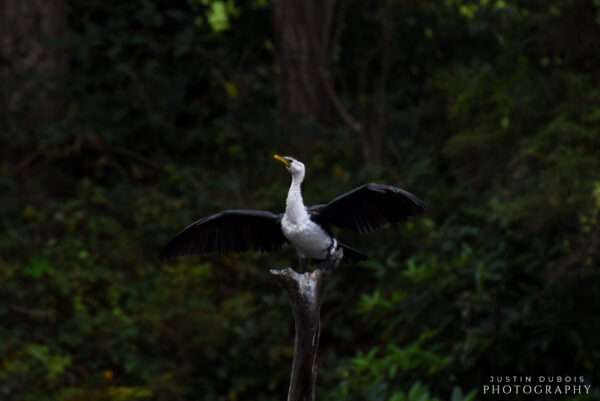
[270,267,331,401]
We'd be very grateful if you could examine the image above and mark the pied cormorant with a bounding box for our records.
[161,155,425,270]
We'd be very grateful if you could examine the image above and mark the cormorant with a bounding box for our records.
[161,155,424,270]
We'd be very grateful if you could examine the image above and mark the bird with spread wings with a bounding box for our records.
[162,155,424,271]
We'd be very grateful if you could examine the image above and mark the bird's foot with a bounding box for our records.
[316,247,343,272]
[315,258,340,272]
[296,257,310,274]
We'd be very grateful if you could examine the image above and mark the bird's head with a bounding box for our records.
[273,154,305,180]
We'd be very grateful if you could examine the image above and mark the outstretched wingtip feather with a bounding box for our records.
[160,209,286,261]
[311,183,425,233]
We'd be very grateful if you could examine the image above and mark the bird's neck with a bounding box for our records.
[285,174,308,224]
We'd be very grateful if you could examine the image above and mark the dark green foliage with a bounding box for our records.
[2,0,600,400]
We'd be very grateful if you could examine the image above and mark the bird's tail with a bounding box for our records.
[340,243,368,263]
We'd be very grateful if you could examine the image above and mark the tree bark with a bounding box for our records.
[273,0,336,124]
[273,0,371,162]
[270,268,330,401]
[0,0,67,122]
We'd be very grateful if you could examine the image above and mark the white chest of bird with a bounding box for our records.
[281,215,331,260]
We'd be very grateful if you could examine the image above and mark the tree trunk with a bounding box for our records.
[273,0,336,124]
[0,0,67,122]
[271,268,330,401]
[273,0,366,159]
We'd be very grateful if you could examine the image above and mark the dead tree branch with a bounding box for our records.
[270,267,330,401]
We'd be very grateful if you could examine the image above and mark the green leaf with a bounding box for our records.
[25,258,53,279]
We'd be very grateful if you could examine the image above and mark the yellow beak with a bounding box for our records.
[273,154,290,166]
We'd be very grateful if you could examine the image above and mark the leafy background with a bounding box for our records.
[1,0,600,400]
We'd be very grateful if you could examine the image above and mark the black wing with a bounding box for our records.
[310,183,425,234]
[339,242,369,262]
[161,209,287,260]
